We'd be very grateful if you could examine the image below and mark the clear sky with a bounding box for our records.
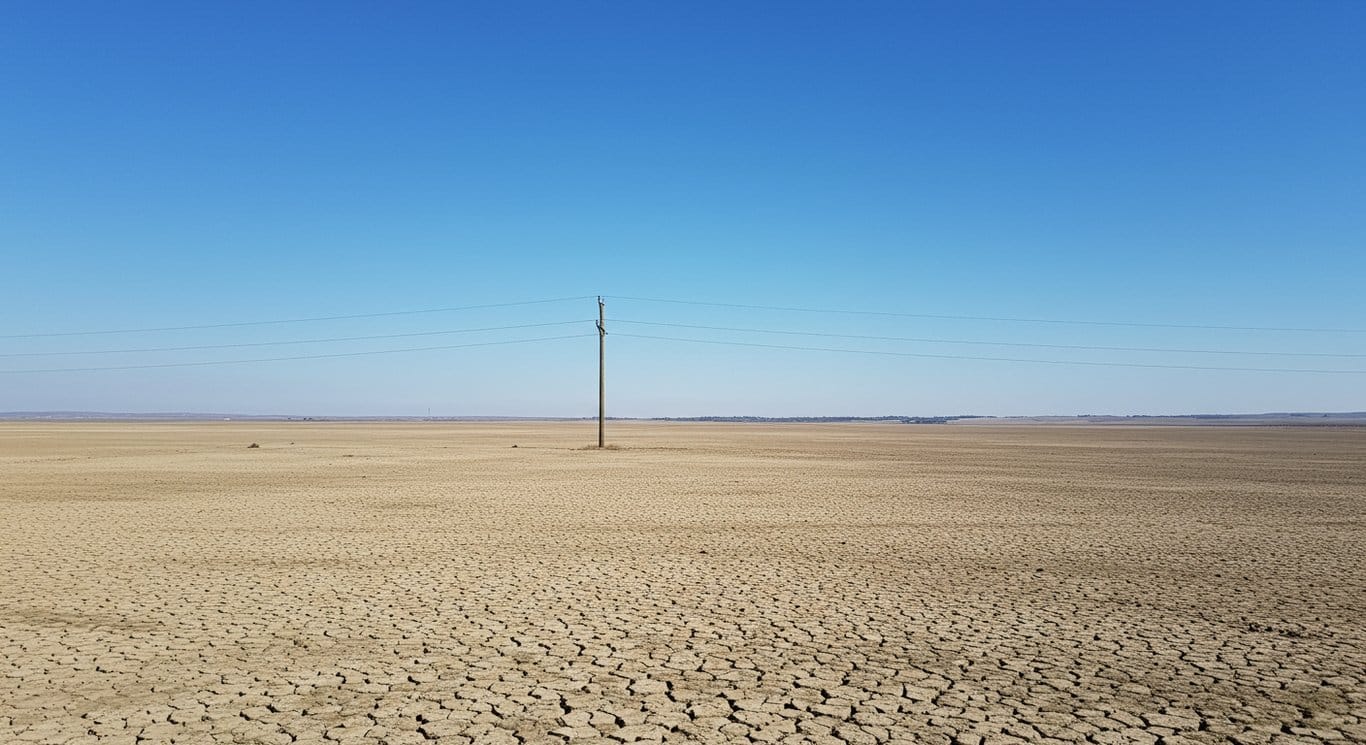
[2,1,1363,417]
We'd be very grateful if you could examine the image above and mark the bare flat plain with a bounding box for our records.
[2,422,1363,745]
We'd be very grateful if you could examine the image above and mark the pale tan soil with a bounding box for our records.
[1,422,1363,745]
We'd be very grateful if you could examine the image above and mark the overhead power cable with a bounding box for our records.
[0,296,595,340]
[0,334,594,374]
[613,319,1366,358]
[610,296,1366,334]
[616,333,1366,375]
[0,320,593,358]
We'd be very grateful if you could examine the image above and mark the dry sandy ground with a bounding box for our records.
[1,422,1363,745]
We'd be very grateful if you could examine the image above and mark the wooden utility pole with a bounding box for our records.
[597,296,606,448]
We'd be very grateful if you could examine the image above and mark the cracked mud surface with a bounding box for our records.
[2,422,1363,744]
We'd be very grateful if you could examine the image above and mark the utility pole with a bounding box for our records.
[597,296,606,448]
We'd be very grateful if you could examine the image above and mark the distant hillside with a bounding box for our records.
[952,412,1366,426]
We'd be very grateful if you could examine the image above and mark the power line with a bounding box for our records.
[0,334,594,374]
[0,295,596,340]
[0,320,593,358]
[613,319,1366,358]
[616,333,1366,375]
[610,296,1366,334]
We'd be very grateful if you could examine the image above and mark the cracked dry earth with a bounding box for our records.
[1,423,1364,745]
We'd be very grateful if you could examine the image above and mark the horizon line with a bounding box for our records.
[3,410,1365,423]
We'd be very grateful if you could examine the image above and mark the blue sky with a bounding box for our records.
[2,1,1363,416]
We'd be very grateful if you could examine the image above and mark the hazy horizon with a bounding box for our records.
[4,409,1365,422]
